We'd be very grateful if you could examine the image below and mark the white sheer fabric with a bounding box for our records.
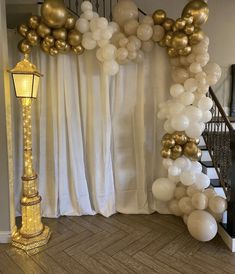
[8,30,170,218]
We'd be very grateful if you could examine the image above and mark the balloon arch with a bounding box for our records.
[17,0,227,242]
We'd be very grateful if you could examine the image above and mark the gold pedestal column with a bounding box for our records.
[12,98,51,252]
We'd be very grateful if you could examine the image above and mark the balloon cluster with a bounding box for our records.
[152,0,209,58]
[161,132,201,161]
[17,0,84,56]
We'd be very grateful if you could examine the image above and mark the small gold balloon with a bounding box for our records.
[188,138,200,145]
[44,35,55,47]
[171,145,183,160]
[183,14,194,25]
[172,32,188,50]
[62,43,71,53]
[162,133,173,140]
[55,39,67,51]
[17,24,28,37]
[162,18,175,31]
[196,148,202,159]
[161,148,172,158]
[49,47,59,56]
[18,39,31,54]
[167,47,178,58]
[152,9,166,25]
[41,0,68,29]
[184,24,195,35]
[27,30,40,46]
[182,0,209,26]
[64,15,76,30]
[165,32,173,47]
[178,46,192,56]
[162,138,176,149]
[28,15,40,29]
[175,18,186,30]
[72,44,85,55]
[172,132,188,145]
[183,142,198,160]
[41,40,50,53]
[189,28,204,45]
[158,39,166,48]
[52,28,67,41]
[68,29,82,47]
[37,23,51,38]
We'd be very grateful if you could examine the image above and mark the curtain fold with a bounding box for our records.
[8,30,170,218]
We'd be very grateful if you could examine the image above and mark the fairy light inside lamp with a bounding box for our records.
[8,55,51,253]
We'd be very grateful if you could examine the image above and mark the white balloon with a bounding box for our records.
[76,18,90,33]
[96,48,104,62]
[137,24,153,41]
[170,84,184,98]
[84,10,94,21]
[195,173,210,190]
[204,62,222,79]
[174,158,187,169]
[190,63,202,74]
[180,170,196,186]
[196,53,210,67]
[191,161,202,173]
[134,50,144,64]
[184,78,198,93]
[168,165,181,177]
[152,25,165,42]
[209,196,227,214]
[192,192,208,210]
[128,50,137,60]
[184,106,203,121]
[127,41,137,52]
[179,92,195,106]
[124,19,139,35]
[82,37,97,50]
[152,178,176,202]
[92,29,101,41]
[162,158,173,169]
[171,114,189,131]
[129,36,141,50]
[116,47,128,61]
[180,56,190,67]
[101,29,113,40]
[168,102,185,116]
[203,188,217,200]
[187,53,196,64]
[178,197,194,215]
[140,15,154,26]
[174,186,187,200]
[97,39,109,48]
[198,97,213,111]
[92,12,99,18]
[187,185,199,197]
[185,122,202,139]
[97,17,108,29]
[102,44,117,61]
[164,120,175,134]
[170,57,181,67]
[108,22,120,34]
[168,175,180,184]
[172,68,189,83]
[103,60,119,75]
[81,1,93,12]
[187,210,217,242]
[183,215,189,225]
[141,40,154,53]
[168,199,183,216]
[206,75,218,86]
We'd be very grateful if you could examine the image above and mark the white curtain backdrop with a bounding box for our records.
[8,30,170,218]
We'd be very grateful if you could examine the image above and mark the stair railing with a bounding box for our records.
[203,87,235,237]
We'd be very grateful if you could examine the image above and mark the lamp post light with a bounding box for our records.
[8,55,51,252]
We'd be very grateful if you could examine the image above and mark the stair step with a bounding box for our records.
[200,161,213,167]
[210,179,221,188]
[201,150,212,161]
[198,145,207,150]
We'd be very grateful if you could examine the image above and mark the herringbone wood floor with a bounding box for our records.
[0,213,235,274]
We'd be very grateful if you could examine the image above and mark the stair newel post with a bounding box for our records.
[230,65,235,117]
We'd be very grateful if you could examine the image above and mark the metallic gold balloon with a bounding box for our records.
[26,30,40,46]
[158,39,166,48]
[189,28,204,45]
[68,30,82,47]
[183,142,198,160]
[167,47,178,58]
[64,15,76,30]
[18,39,31,54]
[162,18,175,31]
[28,15,40,29]
[62,43,71,53]
[183,14,194,25]
[72,45,85,55]
[49,47,59,56]
[162,138,175,149]
[188,138,200,145]
[162,133,173,140]
[182,0,209,26]
[196,148,202,160]
[171,145,183,160]
[52,28,67,41]
[55,39,67,51]
[44,35,55,47]
[37,23,51,38]
[184,24,195,35]
[161,148,172,158]
[17,24,28,37]
[172,32,188,50]
[178,46,192,56]
[41,0,68,29]
[152,9,166,25]
[175,18,186,30]
[41,40,50,53]
[172,132,188,145]
[165,32,173,47]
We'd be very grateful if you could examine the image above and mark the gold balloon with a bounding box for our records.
[28,15,40,29]
[188,138,200,145]
[175,18,186,30]
[37,23,51,38]
[182,0,209,26]
[171,145,183,160]
[189,28,204,45]
[62,43,71,53]
[68,30,82,47]
[27,30,40,46]
[65,15,76,30]
[196,148,202,160]
[72,45,85,55]
[184,24,195,35]
[52,28,67,41]
[167,47,178,58]
[165,32,173,47]
[49,47,59,56]
[158,39,166,48]
[162,138,175,149]
[152,9,166,25]
[183,14,194,25]
[17,24,28,37]
[161,148,172,158]
[183,142,199,160]
[172,32,188,50]
[162,133,173,140]
[44,35,55,47]
[41,0,68,29]
[178,46,192,56]
[55,39,67,51]
[172,132,188,145]
[162,18,175,31]
[18,39,31,54]
[41,40,50,53]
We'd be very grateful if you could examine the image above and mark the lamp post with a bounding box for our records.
[8,55,51,252]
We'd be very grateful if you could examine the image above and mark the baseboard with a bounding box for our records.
[0,231,11,243]
[218,224,235,252]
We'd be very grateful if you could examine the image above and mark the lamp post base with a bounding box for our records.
[12,225,51,253]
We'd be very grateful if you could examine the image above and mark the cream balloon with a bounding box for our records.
[174,186,187,200]
[152,178,176,202]
[124,19,139,36]
[191,192,208,210]
[152,25,165,42]
[209,196,227,214]
[178,197,194,215]
[168,200,183,216]
[137,24,153,41]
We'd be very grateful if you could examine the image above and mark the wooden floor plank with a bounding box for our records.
[0,253,25,274]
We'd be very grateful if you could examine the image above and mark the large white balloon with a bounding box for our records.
[184,106,203,121]
[76,18,90,33]
[102,44,117,60]
[152,178,176,202]
[187,210,218,242]
[198,97,213,111]
[185,122,202,139]
[179,92,195,106]
[180,170,196,186]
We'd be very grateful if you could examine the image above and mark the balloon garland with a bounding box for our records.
[16,0,227,242]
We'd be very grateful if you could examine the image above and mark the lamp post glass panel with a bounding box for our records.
[8,56,51,252]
